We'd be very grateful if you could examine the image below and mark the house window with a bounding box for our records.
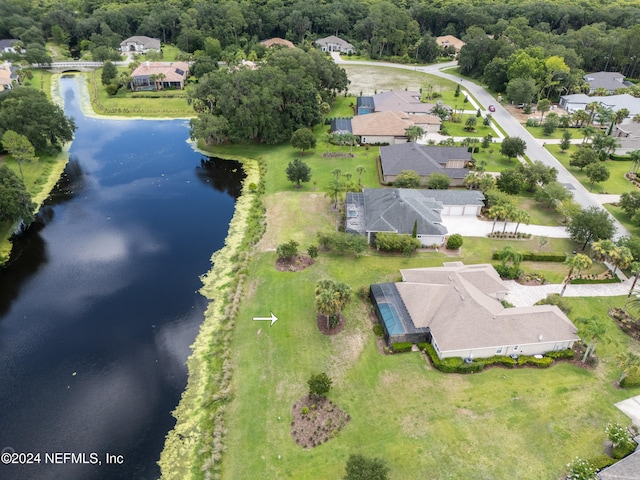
[496,347,502,354]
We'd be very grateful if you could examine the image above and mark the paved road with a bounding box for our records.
[332,53,630,240]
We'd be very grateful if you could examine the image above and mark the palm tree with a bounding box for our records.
[576,316,609,363]
[580,125,598,144]
[633,113,640,124]
[628,150,640,175]
[616,352,640,385]
[626,262,640,298]
[501,203,516,233]
[585,101,600,126]
[511,209,531,235]
[487,204,508,234]
[331,168,342,182]
[156,72,166,90]
[611,246,633,277]
[573,109,589,128]
[405,125,425,142]
[315,279,351,330]
[560,253,592,296]
[498,245,523,270]
[326,179,343,209]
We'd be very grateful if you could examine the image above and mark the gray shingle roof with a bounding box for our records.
[0,39,18,50]
[380,143,471,179]
[584,71,627,92]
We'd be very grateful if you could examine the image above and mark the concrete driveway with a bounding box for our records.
[616,395,640,427]
[441,215,569,238]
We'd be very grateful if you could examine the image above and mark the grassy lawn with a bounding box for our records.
[546,144,634,194]
[515,193,565,226]
[442,115,495,138]
[605,204,640,237]
[87,69,194,118]
[23,69,53,99]
[525,125,580,140]
[211,124,639,478]
[473,149,518,172]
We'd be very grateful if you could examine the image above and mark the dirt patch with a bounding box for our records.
[317,313,345,335]
[290,395,350,449]
[610,307,640,342]
[274,255,315,272]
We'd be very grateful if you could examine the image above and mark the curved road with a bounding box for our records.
[332,53,629,239]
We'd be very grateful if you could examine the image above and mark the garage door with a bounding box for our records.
[448,206,464,216]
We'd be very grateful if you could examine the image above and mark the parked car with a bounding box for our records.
[488,105,496,112]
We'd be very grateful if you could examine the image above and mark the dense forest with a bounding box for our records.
[2,0,640,75]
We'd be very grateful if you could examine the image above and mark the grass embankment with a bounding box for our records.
[87,69,194,118]
[546,144,634,194]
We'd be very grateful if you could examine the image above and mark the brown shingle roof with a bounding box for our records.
[131,62,189,83]
[260,38,295,48]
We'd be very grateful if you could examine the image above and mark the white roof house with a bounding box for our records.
[120,36,161,54]
[315,35,354,54]
[371,263,579,359]
[560,93,640,116]
[583,71,629,94]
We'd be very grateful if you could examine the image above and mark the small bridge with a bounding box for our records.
[40,61,129,73]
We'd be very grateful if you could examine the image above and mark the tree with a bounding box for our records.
[511,209,531,235]
[496,168,524,195]
[627,261,640,298]
[356,165,366,186]
[500,137,526,161]
[0,88,76,152]
[276,240,299,260]
[585,162,610,190]
[518,160,557,191]
[326,179,343,209]
[560,254,592,296]
[343,454,389,480]
[535,180,572,209]
[567,206,615,250]
[393,170,421,188]
[487,203,510,234]
[537,99,551,122]
[0,164,36,224]
[425,172,450,190]
[307,372,332,398]
[559,130,572,152]
[285,158,311,187]
[463,116,477,131]
[505,77,536,106]
[405,125,424,142]
[189,114,229,145]
[569,147,597,170]
[315,279,351,330]
[101,60,117,86]
[446,234,463,250]
[616,352,640,385]
[576,316,608,363]
[1,130,37,181]
[498,245,523,270]
[291,128,316,154]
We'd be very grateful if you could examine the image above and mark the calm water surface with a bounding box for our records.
[0,76,243,479]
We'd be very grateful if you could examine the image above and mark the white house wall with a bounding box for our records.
[416,234,445,246]
[437,340,576,360]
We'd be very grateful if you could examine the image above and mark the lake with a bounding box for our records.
[0,76,243,480]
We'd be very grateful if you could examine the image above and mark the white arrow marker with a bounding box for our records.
[253,312,278,327]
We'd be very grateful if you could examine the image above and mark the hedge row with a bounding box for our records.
[571,278,620,284]
[390,342,413,353]
[492,251,567,262]
[419,343,572,373]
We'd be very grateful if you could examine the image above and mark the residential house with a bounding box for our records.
[130,61,189,91]
[597,449,640,479]
[0,63,13,91]
[560,93,640,117]
[614,120,640,154]
[370,262,579,357]
[315,35,355,54]
[379,143,471,186]
[371,90,436,115]
[120,36,161,54]
[356,96,375,115]
[329,118,352,135]
[345,188,484,246]
[0,39,21,54]
[436,35,465,53]
[350,111,440,145]
[260,38,295,49]
[583,71,629,94]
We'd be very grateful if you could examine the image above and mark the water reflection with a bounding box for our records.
[0,76,243,480]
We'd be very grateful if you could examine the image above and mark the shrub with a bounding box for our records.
[546,349,575,360]
[566,457,597,480]
[621,372,640,388]
[494,264,521,279]
[307,245,318,259]
[276,240,299,259]
[375,232,421,254]
[391,342,413,353]
[373,324,384,337]
[317,232,369,256]
[491,251,566,262]
[535,293,572,314]
[518,355,553,368]
[481,355,517,368]
[308,372,332,397]
[446,234,463,250]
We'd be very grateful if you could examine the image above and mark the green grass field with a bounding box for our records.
[525,125,580,140]
[443,115,495,138]
[546,144,634,194]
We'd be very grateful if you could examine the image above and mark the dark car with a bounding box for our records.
[488,105,496,112]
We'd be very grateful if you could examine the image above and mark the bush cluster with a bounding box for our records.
[373,324,384,337]
[621,372,640,388]
[492,251,566,262]
[375,232,421,255]
[390,342,413,353]
[570,278,620,284]
[536,293,572,314]
[494,264,522,279]
[446,234,463,250]
[419,344,571,373]
[317,232,369,256]
[487,232,532,239]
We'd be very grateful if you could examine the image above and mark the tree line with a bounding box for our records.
[2,0,639,71]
